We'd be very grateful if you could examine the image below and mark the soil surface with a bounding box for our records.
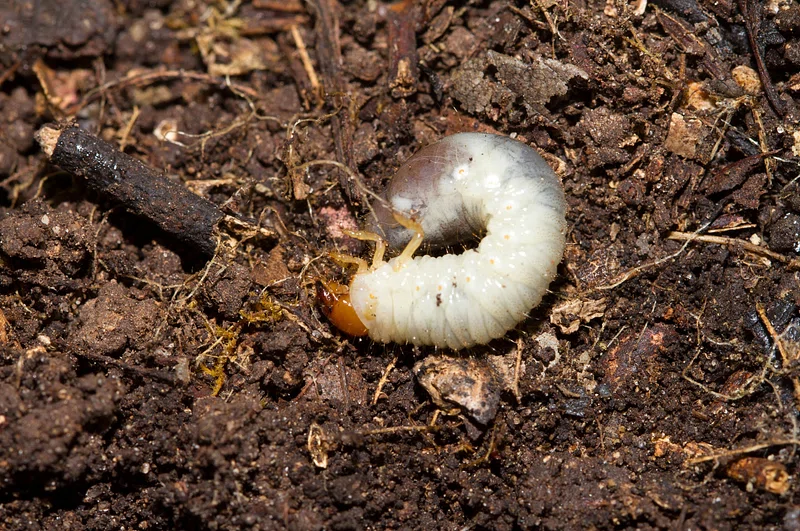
[2,0,800,529]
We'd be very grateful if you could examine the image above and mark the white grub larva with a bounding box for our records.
[320,133,567,350]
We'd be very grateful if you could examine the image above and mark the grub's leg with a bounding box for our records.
[330,252,369,274]
[343,229,387,268]
[318,279,350,296]
[392,211,424,269]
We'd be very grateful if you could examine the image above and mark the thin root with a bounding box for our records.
[667,231,800,269]
[686,439,800,466]
[756,302,800,406]
[372,356,398,405]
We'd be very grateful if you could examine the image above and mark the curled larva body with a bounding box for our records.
[348,133,567,350]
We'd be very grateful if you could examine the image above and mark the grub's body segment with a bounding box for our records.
[349,133,567,350]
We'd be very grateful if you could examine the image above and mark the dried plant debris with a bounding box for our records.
[745,299,798,355]
[664,112,713,161]
[550,298,607,335]
[727,457,790,495]
[450,51,587,120]
[601,324,678,395]
[414,356,502,426]
[197,35,272,77]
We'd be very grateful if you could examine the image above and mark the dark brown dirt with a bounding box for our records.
[2,0,800,529]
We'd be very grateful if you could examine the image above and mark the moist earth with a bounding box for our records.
[1,0,800,529]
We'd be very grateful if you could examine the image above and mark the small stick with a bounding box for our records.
[290,25,322,106]
[308,0,361,207]
[358,424,437,436]
[756,302,800,405]
[253,0,304,11]
[686,439,800,466]
[118,106,141,152]
[372,356,398,405]
[737,0,786,117]
[386,0,420,98]
[756,302,792,366]
[667,231,800,269]
[36,122,266,256]
[512,338,523,405]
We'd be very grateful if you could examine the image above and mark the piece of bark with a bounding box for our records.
[308,0,361,207]
[37,122,224,256]
[387,0,420,98]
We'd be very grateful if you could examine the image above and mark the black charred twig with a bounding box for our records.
[36,122,272,257]
[737,0,786,117]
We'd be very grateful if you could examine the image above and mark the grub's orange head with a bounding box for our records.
[317,282,368,337]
